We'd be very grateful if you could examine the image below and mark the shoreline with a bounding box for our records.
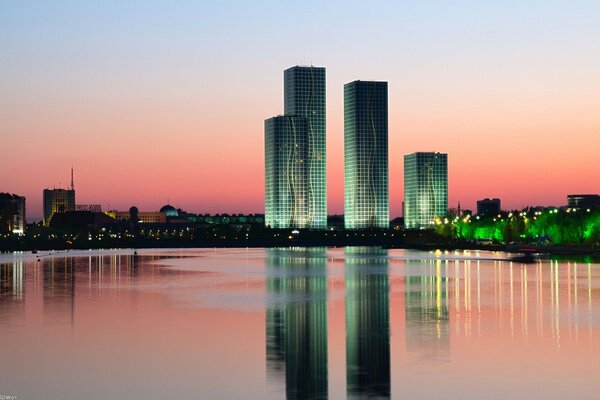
[1,239,598,258]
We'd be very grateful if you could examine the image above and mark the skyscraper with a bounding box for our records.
[344,80,389,229]
[404,152,448,229]
[283,66,327,229]
[264,116,311,229]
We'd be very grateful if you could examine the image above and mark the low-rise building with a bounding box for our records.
[0,193,26,235]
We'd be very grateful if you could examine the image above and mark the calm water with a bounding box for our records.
[1,247,599,399]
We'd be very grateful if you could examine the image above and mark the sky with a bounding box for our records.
[1,0,599,221]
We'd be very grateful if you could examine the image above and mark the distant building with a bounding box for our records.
[404,152,448,229]
[105,208,166,224]
[567,194,599,209]
[43,169,76,227]
[344,80,389,229]
[50,211,114,231]
[160,204,179,218]
[284,65,327,229]
[264,115,311,228]
[43,188,75,227]
[75,204,102,212]
[0,193,26,235]
[477,198,501,217]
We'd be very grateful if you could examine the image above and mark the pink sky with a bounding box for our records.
[1,2,599,221]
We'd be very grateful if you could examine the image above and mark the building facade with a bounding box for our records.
[264,116,311,228]
[43,188,75,227]
[477,198,501,217]
[344,80,389,229]
[567,194,599,209]
[283,66,327,229]
[105,210,167,224]
[404,152,448,229]
[0,193,26,235]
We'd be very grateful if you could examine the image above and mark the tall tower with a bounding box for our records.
[264,116,311,228]
[283,66,327,229]
[403,152,448,229]
[344,80,389,229]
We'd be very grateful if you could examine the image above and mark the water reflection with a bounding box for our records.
[345,247,390,399]
[0,249,599,399]
[265,248,328,400]
[405,259,450,360]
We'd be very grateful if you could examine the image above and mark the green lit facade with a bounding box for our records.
[344,81,389,229]
[404,152,448,229]
[265,116,311,228]
[284,66,327,229]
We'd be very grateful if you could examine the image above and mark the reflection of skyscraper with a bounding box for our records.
[284,66,327,229]
[344,81,389,229]
[404,152,448,229]
[345,247,390,398]
[264,117,311,228]
[405,260,450,359]
[266,248,328,399]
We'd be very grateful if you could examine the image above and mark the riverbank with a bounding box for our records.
[1,237,599,258]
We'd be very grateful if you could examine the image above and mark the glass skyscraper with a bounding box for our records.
[344,80,389,229]
[283,66,327,229]
[403,152,448,229]
[264,116,311,228]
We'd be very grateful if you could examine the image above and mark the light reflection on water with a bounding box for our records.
[0,248,599,399]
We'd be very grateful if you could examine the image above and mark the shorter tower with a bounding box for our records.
[404,152,448,229]
[43,170,76,226]
[265,116,311,228]
[344,80,389,229]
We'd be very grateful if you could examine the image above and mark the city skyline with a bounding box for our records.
[2,1,599,221]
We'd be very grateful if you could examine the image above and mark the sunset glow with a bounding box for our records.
[2,1,599,220]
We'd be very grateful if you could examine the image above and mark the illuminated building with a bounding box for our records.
[43,169,76,227]
[345,247,390,397]
[0,193,26,235]
[43,189,75,227]
[105,208,166,223]
[344,80,389,229]
[284,66,327,229]
[404,152,448,229]
[265,248,328,399]
[159,204,179,217]
[477,198,501,217]
[264,116,311,228]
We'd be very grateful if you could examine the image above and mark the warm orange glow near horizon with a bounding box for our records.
[2,2,599,220]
